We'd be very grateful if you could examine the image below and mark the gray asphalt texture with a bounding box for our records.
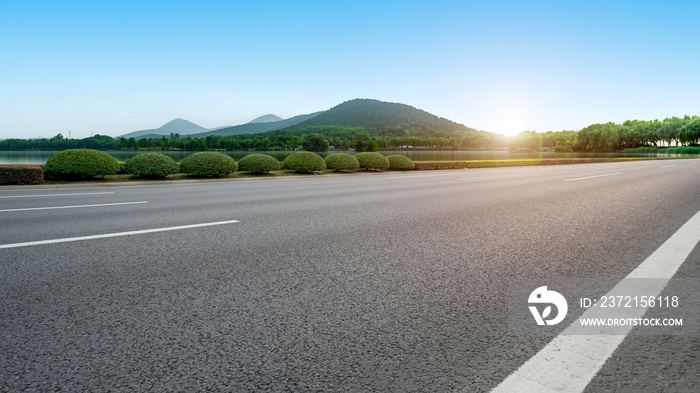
[1,159,699,392]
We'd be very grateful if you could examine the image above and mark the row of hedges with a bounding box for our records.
[413,158,624,170]
[30,150,416,181]
[412,160,540,170]
[283,152,413,173]
[8,150,693,184]
[0,165,44,185]
[540,158,613,165]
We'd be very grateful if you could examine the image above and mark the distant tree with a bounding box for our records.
[302,133,329,151]
[678,119,700,145]
[185,138,207,151]
[509,131,542,152]
[352,132,371,151]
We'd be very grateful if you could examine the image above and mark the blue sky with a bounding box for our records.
[2,0,699,138]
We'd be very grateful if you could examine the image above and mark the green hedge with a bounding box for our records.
[387,155,414,170]
[125,153,179,178]
[180,152,237,177]
[465,160,541,168]
[354,152,390,170]
[282,152,326,173]
[325,153,360,171]
[237,154,281,173]
[0,165,44,185]
[44,149,119,179]
[413,161,468,170]
[612,157,683,161]
[540,158,613,165]
[622,146,700,154]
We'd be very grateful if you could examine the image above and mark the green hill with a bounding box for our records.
[185,112,321,138]
[119,118,209,139]
[248,114,284,123]
[287,98,476,135]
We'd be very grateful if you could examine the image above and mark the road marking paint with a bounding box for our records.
[0,192,115,199]
[488,209,700,393]
[661,165,677,168]
[0,220,241,249]
[0,201,147,212]
[459,174,527,180]
[563,173,622,182]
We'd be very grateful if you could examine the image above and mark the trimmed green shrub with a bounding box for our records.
[125,153,179,178]
[613,157,683,162]
[0,165,44,185]
[387,154,414,170]
[325,153,360,171]
[540,158,613,165]
[282,152,326,173]
[466,160,540,168]
[354,152,390,170]
[413,161,468,170]
[237,154,281,173]
[180,152,237,178]
[44,149,119,179]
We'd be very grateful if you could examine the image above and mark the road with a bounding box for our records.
[1,159,699,392]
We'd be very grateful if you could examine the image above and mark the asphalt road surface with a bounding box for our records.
[1,159,699,392]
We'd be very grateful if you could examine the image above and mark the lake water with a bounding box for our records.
[0,150,689,164]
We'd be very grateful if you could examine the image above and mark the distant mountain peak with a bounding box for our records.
[249,114,284,124]
[157,118,204,130]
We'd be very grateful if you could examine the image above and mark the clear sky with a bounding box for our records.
[2,0,699,139]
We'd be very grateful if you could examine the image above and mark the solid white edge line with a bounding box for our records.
[0,220,241,249]
[0,201,148,212]
[0,192,116,198]
[487,209,700,393]
[563,172,622,182]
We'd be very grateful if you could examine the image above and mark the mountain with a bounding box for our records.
[287,98,476,133]
[248,114,284,123]
[117,98,479,140]
[184,112,322,138]
[119,118,209,139]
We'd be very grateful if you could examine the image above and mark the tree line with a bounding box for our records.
[2,116,699,153]
[509,116,700,152]
[0,125,507,152]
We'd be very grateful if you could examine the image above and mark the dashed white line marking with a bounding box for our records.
[563,173,622,182]
[0,201,147,212]
[0,192,115,199]
[661,165,677,168]
[0,220,241,249]
[488,209,700,393]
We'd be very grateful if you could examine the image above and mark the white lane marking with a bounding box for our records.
[460,174,527,180]
[0,220,241,249]
[488,209,700,393]
[563,173,622,182]
[661,165,677,168]
[0,192,115,199]
[0,201,147,213]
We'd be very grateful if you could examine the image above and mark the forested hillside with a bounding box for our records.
[1,99,698,153]
[290,99,473,133]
